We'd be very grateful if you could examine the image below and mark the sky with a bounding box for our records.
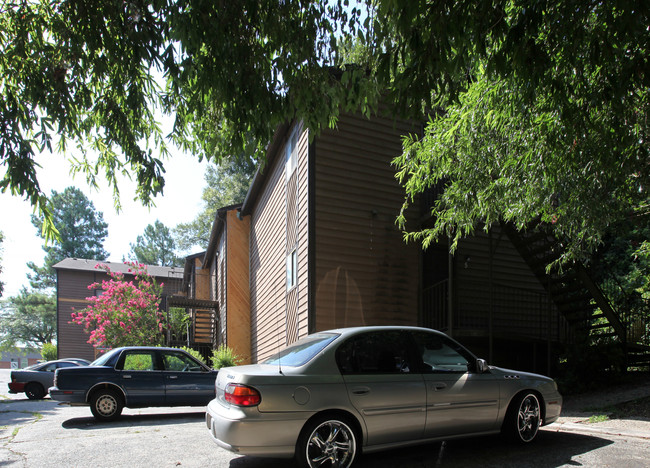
[0,148,209,298]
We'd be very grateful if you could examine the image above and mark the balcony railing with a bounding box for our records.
[422,279,571,342]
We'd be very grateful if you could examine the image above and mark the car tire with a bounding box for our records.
[90,389,124,422]
[25,382,46,400]
[502,392,542,443]
[296,414,358,468]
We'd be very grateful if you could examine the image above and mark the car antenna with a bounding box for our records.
[277,313,284,375]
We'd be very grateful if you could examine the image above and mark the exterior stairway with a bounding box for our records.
[502,222,650,366]
[193,309,216,344]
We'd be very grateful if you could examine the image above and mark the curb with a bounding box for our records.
[544,421,650,440]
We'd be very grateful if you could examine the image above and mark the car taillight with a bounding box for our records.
[224,383,261,407]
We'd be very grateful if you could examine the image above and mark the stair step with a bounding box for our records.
[590,331,619,339]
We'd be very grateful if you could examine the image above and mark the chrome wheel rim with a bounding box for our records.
[96,394,118,417]
[517,394,540,442]
[306,420,356,468]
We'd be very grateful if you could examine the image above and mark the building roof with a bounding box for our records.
[53,258,184,279]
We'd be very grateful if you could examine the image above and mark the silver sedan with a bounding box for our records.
[206,326,562,467]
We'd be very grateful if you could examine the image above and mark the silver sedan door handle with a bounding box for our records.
[351,386,370,395]
[432,382,447,391]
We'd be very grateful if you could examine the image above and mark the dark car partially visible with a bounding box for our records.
[8,359,88,400]
[49,346,219,421]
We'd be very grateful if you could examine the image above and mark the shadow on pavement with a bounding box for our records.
[0,398,61,426]
[228,431,613,468]
[62,411,205,429]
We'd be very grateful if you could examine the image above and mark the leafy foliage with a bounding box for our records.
[0,289,56,349]
[179,346,206,366]
[389,2,649,263]
[130,220,182,267]
[70,262,165,348]
[41,342,57,361]
[29,186,109,290]
[591,220,650,345]
[1,0,648,266]
[0,0,370,241]
[174,155,256,251]
[167,307,190,342]
[0,231,4,298]
[211,344,241,369]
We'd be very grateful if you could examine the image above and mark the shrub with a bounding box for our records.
[179,346,206,365]
[70,262,165,348]
[41,342,57,361]
[211,345,241,369]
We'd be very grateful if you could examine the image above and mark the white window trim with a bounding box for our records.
[285,127,299,179]
[286,248,297,291]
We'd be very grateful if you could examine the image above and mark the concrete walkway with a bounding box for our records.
[548,373,650,440]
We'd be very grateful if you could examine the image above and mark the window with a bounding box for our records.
[162,351,203,372]
[285,127,299,178]
[121,352,156,371]
[263,333,339,367]
[336,331,413,374]
[286,248,297,290]
[57,362,78,369]
[411,331,471,373]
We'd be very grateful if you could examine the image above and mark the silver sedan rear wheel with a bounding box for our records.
[297,416,357,468]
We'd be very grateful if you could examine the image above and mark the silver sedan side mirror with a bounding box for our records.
[475,358,489,373]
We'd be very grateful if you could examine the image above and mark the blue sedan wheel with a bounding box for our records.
[90,389,123,422]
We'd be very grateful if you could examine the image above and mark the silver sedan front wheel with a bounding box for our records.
[504,392,541,443]
[297,416,357,468]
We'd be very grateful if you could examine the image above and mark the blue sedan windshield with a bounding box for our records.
[263,333,339,367]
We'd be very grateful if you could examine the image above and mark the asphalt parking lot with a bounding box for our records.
[1,369,648,468]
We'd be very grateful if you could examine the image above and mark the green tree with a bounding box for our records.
[174,155,256,251]
[41,342,57,361]
[0,0,367,242]
[0,289,56,350]
[29,186,109,290]
[130,220,182,267]
[0,231,4,298]
[591,220,650,345]
[380,2,648,264]
[1,1,647,265]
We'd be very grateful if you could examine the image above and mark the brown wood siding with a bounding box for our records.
[314,113,420,330]
[249,124,310,362]
[57,269,97,360]
[249,131,291,362]
[296,129,310,338]
[226,209,251,364]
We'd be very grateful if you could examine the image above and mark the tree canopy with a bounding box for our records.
[0,288,56,350]
[1,1,648,262]
[29,186,108,289]
[0,231,4,298]
[130,220,182,267]
[174,155,256,251]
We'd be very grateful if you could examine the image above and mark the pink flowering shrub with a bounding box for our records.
[71,262,165,348]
